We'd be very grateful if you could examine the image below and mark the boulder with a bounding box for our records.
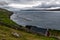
[11,32,20,38]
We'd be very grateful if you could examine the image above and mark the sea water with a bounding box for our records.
[11,11,60,30]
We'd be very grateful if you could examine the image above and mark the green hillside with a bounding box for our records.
[0,8,58,40]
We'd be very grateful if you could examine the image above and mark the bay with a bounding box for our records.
[11,11,60,30]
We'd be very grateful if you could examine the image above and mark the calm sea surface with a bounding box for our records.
[11,11,60,30]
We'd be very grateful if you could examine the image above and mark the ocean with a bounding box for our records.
[0,0,60,30]
[11,11,60,30]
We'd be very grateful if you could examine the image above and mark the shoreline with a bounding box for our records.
[0,8,60,39]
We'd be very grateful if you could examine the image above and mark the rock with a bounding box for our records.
[11,32,20,38]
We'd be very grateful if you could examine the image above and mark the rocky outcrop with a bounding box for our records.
[11,32,20,38]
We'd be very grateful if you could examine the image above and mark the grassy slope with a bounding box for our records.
[0,25,58,40]
[0,8,58,40]
[0,8,20,28]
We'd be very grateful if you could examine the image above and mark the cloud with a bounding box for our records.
[0,0,60,8]
[5,0,34,4]
[2,0,50,4]
[0,0,8,5]
[34,0,60,8]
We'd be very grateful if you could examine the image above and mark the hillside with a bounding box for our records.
[0,8,21,29]
[0,8,58,40]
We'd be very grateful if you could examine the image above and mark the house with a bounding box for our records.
[25,25,49,36]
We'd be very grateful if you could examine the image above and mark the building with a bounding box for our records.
[25,25,49,36]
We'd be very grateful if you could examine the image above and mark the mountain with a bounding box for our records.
[21,8,60,11]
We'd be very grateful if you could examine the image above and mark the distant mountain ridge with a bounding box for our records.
[21,8,60,11]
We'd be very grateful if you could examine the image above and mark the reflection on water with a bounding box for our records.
[11,11,60,30]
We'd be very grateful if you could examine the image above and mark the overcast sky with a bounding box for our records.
[2,0,60,3]
[0,0,60,8]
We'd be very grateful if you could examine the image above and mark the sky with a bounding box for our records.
[0,0,60,8]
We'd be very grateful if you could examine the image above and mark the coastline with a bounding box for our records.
[0,8,59,40]
[0,8,22,29]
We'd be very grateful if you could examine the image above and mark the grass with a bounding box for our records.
[0,25,58,40]
[0,8,20,28]
[49,29,60,36]
[0,8,58,40]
